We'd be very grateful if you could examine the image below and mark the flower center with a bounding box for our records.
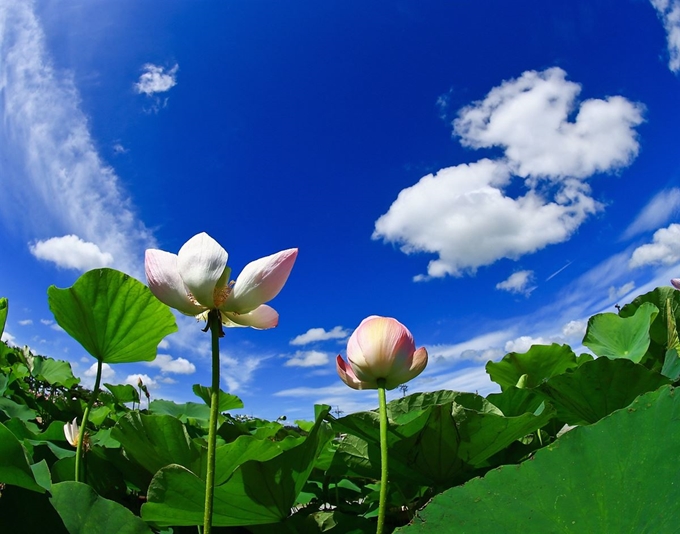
[213,280,235,308]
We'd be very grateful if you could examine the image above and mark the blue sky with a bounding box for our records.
[2,0,680,420]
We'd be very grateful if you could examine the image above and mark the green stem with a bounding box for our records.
[377,378,388,534]
[203,310,222,534]
[75,358,102,482]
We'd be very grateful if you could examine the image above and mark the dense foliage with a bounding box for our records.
[1,278,679,533]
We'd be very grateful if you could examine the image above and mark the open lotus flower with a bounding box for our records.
[145,233,297,329]
[63,417,79,447]
[337,316,428,390]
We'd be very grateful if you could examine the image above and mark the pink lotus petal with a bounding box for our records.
[336,355,374,390]
[177,233,229,309]
[224,249,298,313]
[672,279,680,290]
[350,316,415,379]
[222,305,279,330]
[145,249,205,315]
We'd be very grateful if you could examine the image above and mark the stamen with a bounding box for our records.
[213,280,235,307]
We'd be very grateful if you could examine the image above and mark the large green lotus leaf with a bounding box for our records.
[210,435,292,485]
[30,355,80,388]
[249,510,375,534]
[104,383,140,404]
[396,385,680,533]
[142,406,333,527]
[111,412,200,475]
[620,286,680,347]
[192,383,244,412]
[330,392,555,487]
[486,386,545,416]
[537,357,670,424]
[149,398,211,421]
[0,420,45,493]
[0,485,68,533]
[661,348,680,380]
[583,301,658,362]
[486,344,579,390]
[0,396,37,421]
[0,297,7,337]
[50,481,153,534]
[47,268,177,364]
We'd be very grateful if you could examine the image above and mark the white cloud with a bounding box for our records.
[374,69,643,279]
[622,188,680,239]
[427,329,514,363]
[81,362,115,389]
[221,354,269,393]
[374,159,600,278]
[650,0,680,72]
[1,331,16,345]
[453,67,644,180]
[608,281,636,301]
[290,326,350,345]
[504,335,550,354]
[145,354,196,375]
[135,63,179,95]
[285,350,330,367]
[40,319,53,326]
[18,319,33,326]
[29,235,113,271]
[496,270,535,295]
[629,223,680,267]
[561,320,587,339]
[0,2,156,278]
[125,373,158,389]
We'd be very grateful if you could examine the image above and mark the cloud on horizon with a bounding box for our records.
[374,68,644,280]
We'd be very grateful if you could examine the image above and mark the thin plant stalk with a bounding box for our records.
[75,358,102,482]
[203,309,222,534]
[377,378,388,534]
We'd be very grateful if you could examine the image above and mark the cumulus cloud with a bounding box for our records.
[374,69,643,279]
[284,350,330,367]
[29,235,113,271]
[622,188,680,239]
[18,319,33,326]
[453,68,644,180]
[145,354,196,375]
[496,270,536,295]
[650,0,680,72]
[561,320,587,339]
[135,64,178,95]
[1,331,16,345]
[125,373,157,389]
[504,336,550,353]
[81,362,115,388]
[290,326,350,345]
[375,159,600,278]
[0,2,156,278]
[629,223,680,267]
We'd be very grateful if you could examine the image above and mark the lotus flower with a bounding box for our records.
[145,233,297,329]
[672,279,680,290]
[336,316,428,390]
[63,418,79,447]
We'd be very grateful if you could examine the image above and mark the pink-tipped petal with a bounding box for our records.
[224,248,298,313]
[336,355,374,390]
[672,279,680,290]
[351,316,415,379]
[177,233,229,309]
[145,249,206,315]
[384,346,428,390]
[222,304,279,330]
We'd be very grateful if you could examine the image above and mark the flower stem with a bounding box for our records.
[203,310,222,534]
[75,358,102,482]
[377,378,388,534]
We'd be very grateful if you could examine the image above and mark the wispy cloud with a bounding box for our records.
[374,68,644,280]
[622,188,680,239]
[650,0,680,73]
[0,1,156,278]
[290,326,350,345]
